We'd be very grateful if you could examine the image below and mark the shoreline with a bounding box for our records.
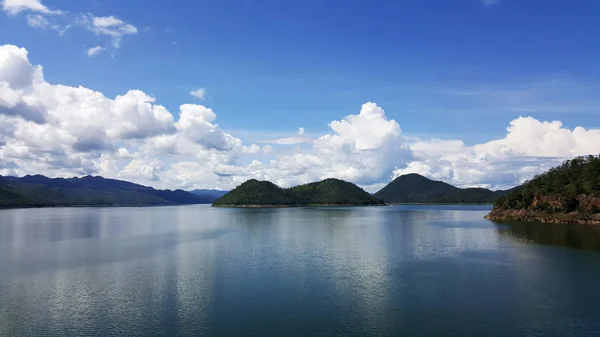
[212,204,387,208]
[386,202,494,206]
[485,209,600,225]
[0,203,211,210]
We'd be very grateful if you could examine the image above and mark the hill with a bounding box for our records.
[0,175,212,208]
[212,178,384,207]
[486,155,600,224]
[373,173,501,204]
[212,180,298,206]
[189,189,229,202]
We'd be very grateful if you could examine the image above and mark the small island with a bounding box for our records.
[373,173,502,204]
[212,178,384,207]
[486,155,600,225]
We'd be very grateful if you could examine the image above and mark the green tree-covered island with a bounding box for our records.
[212,178,384,207]
[486,155,600,224]
[373,173,502,204]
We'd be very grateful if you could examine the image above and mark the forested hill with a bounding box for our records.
[212,178,384,207]
[373,173,501,204]
[0,175,212,208]
[288,178,384,205]
[486,155,600,224]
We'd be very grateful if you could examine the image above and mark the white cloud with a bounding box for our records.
[26,13,47,27]
[86,46,105,57]
[86,15,138,48]
[190,88,207,100]
[1,44,600,192]
[2,0,62,15]
[4,2,137,51]
[395,117,600,189]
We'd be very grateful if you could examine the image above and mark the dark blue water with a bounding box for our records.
[1,205,599,336]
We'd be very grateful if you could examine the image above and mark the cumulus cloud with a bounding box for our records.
[87,46,105,57]
[1,44,600,192]
[190,88,207,100]
[396,117,600,189]
[0,44,260,187]
[2,0,62,15]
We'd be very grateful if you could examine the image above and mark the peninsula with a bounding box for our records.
[486,155,600,224]
[212,178,384,207]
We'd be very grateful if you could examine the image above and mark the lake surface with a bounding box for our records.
[1,205,600,336]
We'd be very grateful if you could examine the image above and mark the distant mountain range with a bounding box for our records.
[0,175,212,207]
[189,189,229,201]
[373,173,504,204]
[0,172,510,209]
[213,178,384,207]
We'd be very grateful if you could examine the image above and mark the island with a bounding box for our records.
[373,173,503,204]
[486,155,600,224]
[0,174,212,208]
[212,178,384,207]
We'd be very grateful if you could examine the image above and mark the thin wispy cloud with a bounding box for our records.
[482,0,501,6]
[86,15,138,48]
[259,128,313,145]
[87,46,105,58]
[1,0,138,52]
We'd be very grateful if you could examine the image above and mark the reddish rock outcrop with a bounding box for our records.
[486,194,600,225]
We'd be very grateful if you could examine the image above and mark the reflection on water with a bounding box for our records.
[0,205,600,336]
[496,221,600,251]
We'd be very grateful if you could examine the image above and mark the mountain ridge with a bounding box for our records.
[374,173,502,204]
[213,178,384,207]
[0,175,212,208]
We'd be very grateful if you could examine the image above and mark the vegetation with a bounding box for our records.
[487,155,600,224]
[212,178,384,207]
[289,178,384,205]
[212,180,298,206]
[0,175,212,208]
[492,155,600,214]
[373,173,501,204]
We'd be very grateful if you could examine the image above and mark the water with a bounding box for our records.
[1,205,599,336]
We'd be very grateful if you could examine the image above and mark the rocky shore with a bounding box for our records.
[485,208,600,225]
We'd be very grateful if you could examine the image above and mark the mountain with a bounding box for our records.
[189,189,229,202]
[0,175,212,208]
[373,173,501,204]
[289,178,384,205]
[212,178,384,207]
[486,155,600,224]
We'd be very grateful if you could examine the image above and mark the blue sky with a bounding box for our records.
[1,0,599,190]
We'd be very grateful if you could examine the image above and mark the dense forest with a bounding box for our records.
[374,173,502,204]
[212,178,384,207]
[0,175,212,208]
[487,155,600,224]
[493,155,600,213]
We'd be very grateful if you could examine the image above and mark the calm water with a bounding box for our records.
[1,205,600,336]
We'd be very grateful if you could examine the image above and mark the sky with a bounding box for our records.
[0,0,599,192]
